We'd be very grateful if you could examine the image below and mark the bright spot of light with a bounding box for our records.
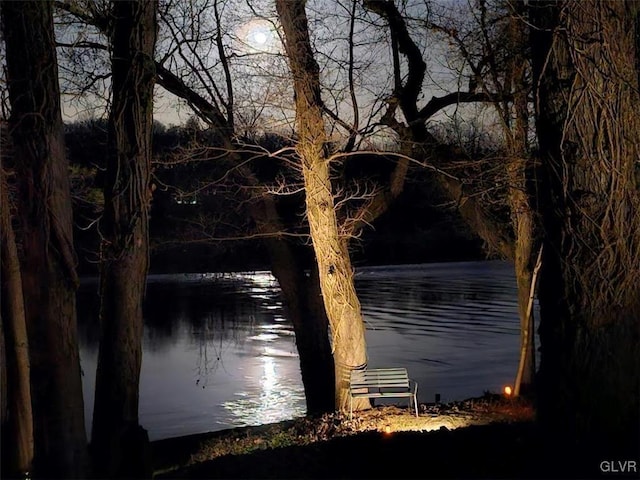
[504,385,513,396]
[384,424,392,434]
[253,31,268,45]
[235,19,277,53]
[262,355,277,393]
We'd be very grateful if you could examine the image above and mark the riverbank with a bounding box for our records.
[150,395,635,479]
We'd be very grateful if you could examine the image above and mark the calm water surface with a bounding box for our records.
[78,260,526,441]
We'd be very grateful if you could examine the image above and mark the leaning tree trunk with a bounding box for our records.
[140,54,339,415]
[276,0,370,412]
[0,168,34,476]
[265,239,336,414]
[91,1,156,477]
[251,199,336,414]
[531,0,640,442]
[2,2,89,477]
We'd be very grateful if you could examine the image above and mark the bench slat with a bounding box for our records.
[351,374,408,380]
[351,377,408,382]
[351,391,414,398]
[349,368,410,376]
[351,375,408,381]
[351,386,409,391]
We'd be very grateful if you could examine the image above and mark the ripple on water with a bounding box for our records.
[78,260,534,440]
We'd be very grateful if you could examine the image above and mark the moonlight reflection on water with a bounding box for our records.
[222,353,306,427]
[78,260,526,440]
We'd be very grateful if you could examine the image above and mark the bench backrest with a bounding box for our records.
[350,368,410,390]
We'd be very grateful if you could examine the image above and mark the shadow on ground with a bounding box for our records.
[155,421,638,479]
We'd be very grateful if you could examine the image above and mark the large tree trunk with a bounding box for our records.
[0,169,34,476]
[91,1,156,477]
[265,239,336,414]
[251,199,336,414]
[1,2,89,477]
[276,0,370,412]
[531,0,640,443]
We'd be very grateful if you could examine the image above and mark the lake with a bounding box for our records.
[78,260,528,441]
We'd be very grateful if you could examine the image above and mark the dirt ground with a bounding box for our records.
[151,396,637,479]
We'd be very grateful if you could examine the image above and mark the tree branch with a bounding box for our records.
[417,91,510,122]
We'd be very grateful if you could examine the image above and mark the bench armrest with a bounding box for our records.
[409,378,418,396]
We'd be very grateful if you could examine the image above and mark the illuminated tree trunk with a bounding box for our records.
[508,158,536,395]
[91,1,156,477]
[276,0,370,412]
[531,0,640,440]
[0,168,34,476]
[2,2,89,476]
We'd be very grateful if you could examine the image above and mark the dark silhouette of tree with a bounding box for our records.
[91,1,156,477]
[530,0,640,442]
[529,1,640,442]
[1,1,88,476]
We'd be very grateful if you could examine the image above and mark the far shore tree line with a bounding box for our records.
[1,0,638,478]
[62,117,484,274]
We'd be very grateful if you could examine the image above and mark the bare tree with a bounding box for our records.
[276,0,370,411]
[362,0,542,393]
[91,1,156,477]
[1,1,88,476]
[531,0,640,440]
[422,0,539,392]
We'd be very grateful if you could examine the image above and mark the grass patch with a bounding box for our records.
[152,393,534,476]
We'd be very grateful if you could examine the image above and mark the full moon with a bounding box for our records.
[236,19,277,53]
[253,31,268,45]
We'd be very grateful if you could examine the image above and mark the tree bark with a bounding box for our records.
[531,0,640,442]
[276,0,370,412]
[250,199,336,415]
[505,9,536,393]
[91,1,156,477]
[1,1,89,476]
[0,168,34,476]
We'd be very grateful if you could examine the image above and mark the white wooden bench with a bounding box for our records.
[349,367,418,419]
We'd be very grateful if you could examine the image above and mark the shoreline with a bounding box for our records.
[150,395,639,478]
[151,394,536,477]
